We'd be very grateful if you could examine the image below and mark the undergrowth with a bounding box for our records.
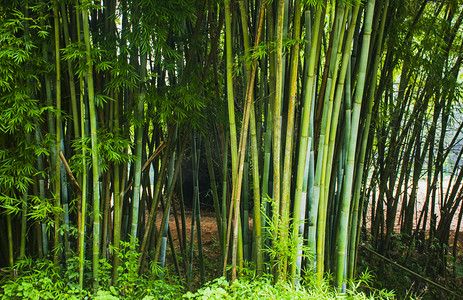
[0,240,395,299]
[184,270,395,300]
[357,232,463,299]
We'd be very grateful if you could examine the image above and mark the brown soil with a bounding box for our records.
[155,209,219,248]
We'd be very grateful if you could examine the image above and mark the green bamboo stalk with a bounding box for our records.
[60,3,79,139]
[111,0,127,281]
[222,0,239,275]
[318,4,354,277]
[76,5,87,288]
[293,9,314,283]
[348,0,389,280]
[186,132,202,286]
[61,143,71,261]
[138,133,173,269]
[177,165,188,270]
[159,127,177,269]
[249,105,263,273]
[187,161,196,288]
[82,3,101,291]
[35,126,48,256]
[102,171,111,260]
[20,186,27,259]
[271,0,286,280]
[205,136,224,253]
[322,4,348,202]
[227,1,266,280]
[53,0,62,266]
[327,8,351,266]
[194,135,205,283]
[7,214,13,268]
[238,0,262,274]
[261,6,275,259]
[243,144,249,261]
[280,1,302,281]
[335,0,375,290]
[41,20,56,244]
[21,9,31,262]
[315,4,359,280]
[224,0,238,183]
[79,110,87,289]
[261,98,272,255]
[239,3,251,264]
[130,53,146,242]
[221,132,229,266]
[296,6,323,274]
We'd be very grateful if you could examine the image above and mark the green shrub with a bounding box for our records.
[183,272,395,300]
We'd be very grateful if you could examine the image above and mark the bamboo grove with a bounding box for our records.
[0,0,462,293]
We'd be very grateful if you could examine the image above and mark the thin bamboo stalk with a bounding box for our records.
[53,0,62,266]
[193,134,205,283]
[35,126,48,256]
[271,0,285,277]
[221,132,229,267]
[138,132,174,269]
[280,1,302,281]
[82,4,101,290]
[205,137,224,253]
[76,5,87,288]
[224,0,238,183]
[159,127,177,269]
[130,53,147,242]
[60,3,79,139]
[296,6,322,274]
[238,0,262,274]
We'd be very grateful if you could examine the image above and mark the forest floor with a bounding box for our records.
[364,177,463,251]
[154,178,463,297]
[158,177,463,259]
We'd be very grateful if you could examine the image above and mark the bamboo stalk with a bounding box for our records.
[138,132,174,269]
[159,127,177,269]
[335,0,375,290]
[225,0,266,281]
[53,0,62,266]
[271,0,286,279]
[82,4,101,291]
[348,0,389,280]
[60,3,79,139]
[224,0,238,184]
[205,136,224,253]
[76,4,87,288]
[295,6,323,275]
[130,53,147,242]
[7,214,13,268]
[238,0,263,274]
[280,1,302,281]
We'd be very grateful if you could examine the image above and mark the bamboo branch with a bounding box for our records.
[123,141,166,196]
[59,151,81,194]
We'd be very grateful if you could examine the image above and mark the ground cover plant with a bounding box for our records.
[0,252,395,300]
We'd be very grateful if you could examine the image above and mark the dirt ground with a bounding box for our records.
[156,177,463,263]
